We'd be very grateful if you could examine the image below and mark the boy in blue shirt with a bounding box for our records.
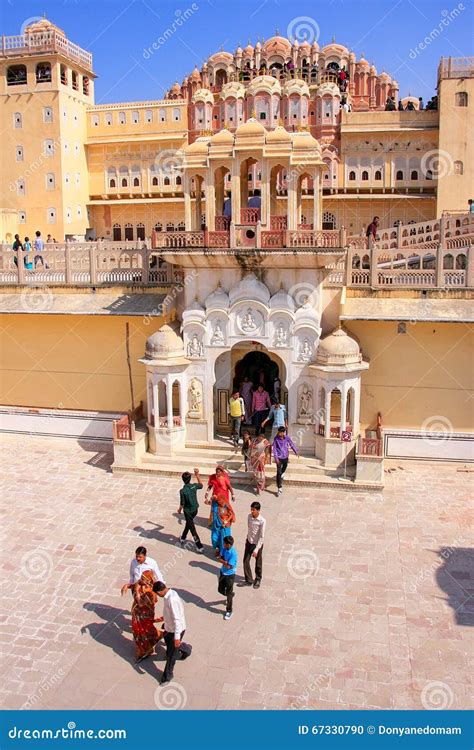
[217,536,237,621]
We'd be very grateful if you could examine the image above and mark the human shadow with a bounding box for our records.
[81,602,165,679]
[435,547,474,626]
[188,560,247,585]
[174,587,225,616]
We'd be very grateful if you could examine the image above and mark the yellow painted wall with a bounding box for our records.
[437,76,474,214]
[345,320,474,433]
[0,313,166,412]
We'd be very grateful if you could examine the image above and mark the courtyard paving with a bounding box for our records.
[0,434,472,711]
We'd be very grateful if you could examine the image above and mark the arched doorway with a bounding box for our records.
[213,343,287,438]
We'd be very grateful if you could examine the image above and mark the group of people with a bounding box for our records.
[12,230,50,270]
[121,463,268,685]
[385,95,438,112]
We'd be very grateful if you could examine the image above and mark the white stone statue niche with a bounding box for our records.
[210,318,226,346]
[187,378,203,419]
[297,382,314,424]
[186,331,204,358]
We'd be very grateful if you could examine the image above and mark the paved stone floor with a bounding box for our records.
[0,434,472,711]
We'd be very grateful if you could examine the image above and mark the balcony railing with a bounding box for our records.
[358,437,383,457]
[1,31,93,69]
[240,208,261,225]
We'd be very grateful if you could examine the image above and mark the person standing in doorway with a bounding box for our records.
[217,536,237,620]
[272,426,298,495]
[242,501,266,589]
[178,468,204,553]
[251,384,271,436]
[261,398,288,443]
[228,390,246,448]
[153,581,191,685]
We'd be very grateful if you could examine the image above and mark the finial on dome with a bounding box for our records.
[332,35,336,43]
[275,28,279,35]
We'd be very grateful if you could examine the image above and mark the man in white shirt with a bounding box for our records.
[242,501,266,589]
[120,546,164,596]
[153,581,191,685]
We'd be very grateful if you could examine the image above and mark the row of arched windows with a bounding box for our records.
[112,222,185,240]
[107,169,182,189]
[7,62,90,94]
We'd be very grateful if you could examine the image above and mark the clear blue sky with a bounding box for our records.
[2,0,473,103]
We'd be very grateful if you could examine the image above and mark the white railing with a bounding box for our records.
[1,31,92,69]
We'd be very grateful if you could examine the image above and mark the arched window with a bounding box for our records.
[152,176,159,186]
[46,173,55,190]
[14,112,22,128]
[124,223,133,240]
[361,170,369,181]
[113,223,121,241]
[322,211,336,230]
[456,253,467,269]
[36,63,51,83]
[374,170,382,180]
[132,111,139,124]
[410,170,418,180]
[119,111,126,124]
[159,108,166,122]
[426,169,433,180]
[443,254,454,269]
[454,160,463,175]
[173,108,180,121]
[396,170,404,180]
[348,170,356,181]
[71,70,79,91]
[455,92,468,107]
[83,76,89,95]
[121,178,128,187]
[175,175,182,185]
[166,222,175,232]
[7,65,27,85]
[60,65,67,86]
[164,176,170,186]
[154,222,162,232]
[136,223,145,241]
[109,179,116,188]
[133,177,140,187]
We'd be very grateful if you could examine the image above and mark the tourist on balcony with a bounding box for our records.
[33,230,47,269]
[272,426,298,496]
[217,536,237,621]
[130,570,163,663]
[12,234,23,267]
[398,100,404,111]
[366,216,379,244]
[23,237,33,270]
[468,199,474,213]
[153,581,191,685]
[261,398,287,443]
[248,188,261,209]
[248,434,271,494]
[240,376,253,424]
[251,384,272,436]
[406,100,416,111]
[385,97,396,111]
[178,468,204,553]
[228,390,246,447]
[223,192,232,218]
[418,97,424,110]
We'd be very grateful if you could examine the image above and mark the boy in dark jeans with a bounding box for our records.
[178,467,204,552]
[218,536,237,621]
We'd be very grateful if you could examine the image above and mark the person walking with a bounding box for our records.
[217,536,237,621]
[228,390,246,448]
[248,434,271,494]
[178,467,204,552]
[121,546,164,597]
[210,493,235,557]
[131,570,163,663]
[261,398,288,443]
[241,430,251,471]
[153,581,191,685]
[272,426,298,495]
[251,384,271,436]
[242,501,266,589]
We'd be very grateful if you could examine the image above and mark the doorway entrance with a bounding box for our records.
[233,350,279,393]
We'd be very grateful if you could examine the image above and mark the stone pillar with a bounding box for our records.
[184,176,192,231]
[231,161,241,223]
[324,390,331,437]
[167,375,174,429]
[205,173,215,231]
[313,171,322,230]
[261,160,271,227]
[152,379,159,427]
[353,381,361,436]
[436,244,444,287]
[287,180,297,230]
[340,385,347,438]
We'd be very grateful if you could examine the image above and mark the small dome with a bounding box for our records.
[312,41,319,50]
[145,324,185,360]
[171,81,181,93]
[235,118,266,138]
[185,138,209,155]
[269,287,295,311]
[283,78,310,97]
[229,273,270,307]
[317,81,341,98]
[300,41,311,51]
[25,18,65,36]
[220,81,246,99]
[205,285,230,311]
[369,65,376,75]
[244,43,254,55]
[262,36,291,56]
[358,57,369,69]
[211,128,234,144]
[292,131,321,152]
[316,327,361,366]
[294,302,320,327]
[191,67,201,81]
[247,74,282,96]
[266,126,292,144]
[192,87,214,105]
[236,46,243,55]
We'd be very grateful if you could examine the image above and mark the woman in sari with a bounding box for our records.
[210,493,236,557]
[248,434,271,494]
[130,570,163,663]
[205,465,235,524]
